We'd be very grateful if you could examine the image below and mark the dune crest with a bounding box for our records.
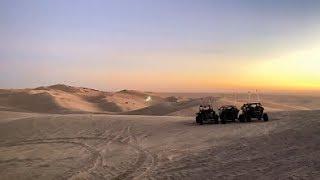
[1,84,319,115]
[0,84,173,114]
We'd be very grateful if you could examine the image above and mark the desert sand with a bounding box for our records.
[0,85,319,179]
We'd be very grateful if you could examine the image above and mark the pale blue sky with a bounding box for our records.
[1,0,320,91]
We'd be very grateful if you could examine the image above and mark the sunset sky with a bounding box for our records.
[1,0,320,92]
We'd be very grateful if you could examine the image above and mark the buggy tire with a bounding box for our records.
[263,113,269,121]
[214,115,219,124]
[221,114,226,124]
[199,117,203,125]
[239,114,245,122]
[196,116,200,124]
[246,115,251,122]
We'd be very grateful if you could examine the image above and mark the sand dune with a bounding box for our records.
[1,84,319,116]
[0,110,319,179]
[0,85,168,114]
[0,90,64,113]
[124,99,201,116]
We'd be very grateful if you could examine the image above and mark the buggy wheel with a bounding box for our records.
[196,116,200,124]
[263,113,269,121]
[239,114,245,122]
[246,115,251,122]
[221,114,226,124]
[214,115,219,124]
[200,115,204,125]
[199,117,203,125]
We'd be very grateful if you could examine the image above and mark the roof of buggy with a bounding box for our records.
[218,105,237,110]
[243,102,262,106]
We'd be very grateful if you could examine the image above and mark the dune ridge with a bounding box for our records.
[1,84,319,115]
[0,84,172,114]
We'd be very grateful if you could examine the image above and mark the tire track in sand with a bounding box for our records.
[0,130,157,180]
[111,126,158,180]
[0,138,104,179]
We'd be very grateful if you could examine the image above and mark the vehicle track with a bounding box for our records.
[112,126,158,180]
[0,138,103,179]
[0,129,157,180]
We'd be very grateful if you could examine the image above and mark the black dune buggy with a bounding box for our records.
[218,105,239,124]
[239,103,269,122]
[195,105,219,125]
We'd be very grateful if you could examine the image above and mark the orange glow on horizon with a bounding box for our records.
[63,44,320,92]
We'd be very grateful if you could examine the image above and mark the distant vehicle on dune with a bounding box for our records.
[196,102,269,125]
[196,105,219,125]
[239,103,269,122]
[218,105,239,124]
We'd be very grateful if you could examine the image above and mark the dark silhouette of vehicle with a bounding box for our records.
[218,105,239,124]
[196,105,219,125]
[239,103,268,122]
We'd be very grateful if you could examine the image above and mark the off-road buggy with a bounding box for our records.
[239,103,268,122]
[196,105,219,125]
[218,105,239,124]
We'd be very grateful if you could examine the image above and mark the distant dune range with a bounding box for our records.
[0,84,320,115]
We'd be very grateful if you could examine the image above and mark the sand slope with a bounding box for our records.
[0,85,168,114]
[124,99,201,116]
[1,85,319,116]
[0,110,319,179]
